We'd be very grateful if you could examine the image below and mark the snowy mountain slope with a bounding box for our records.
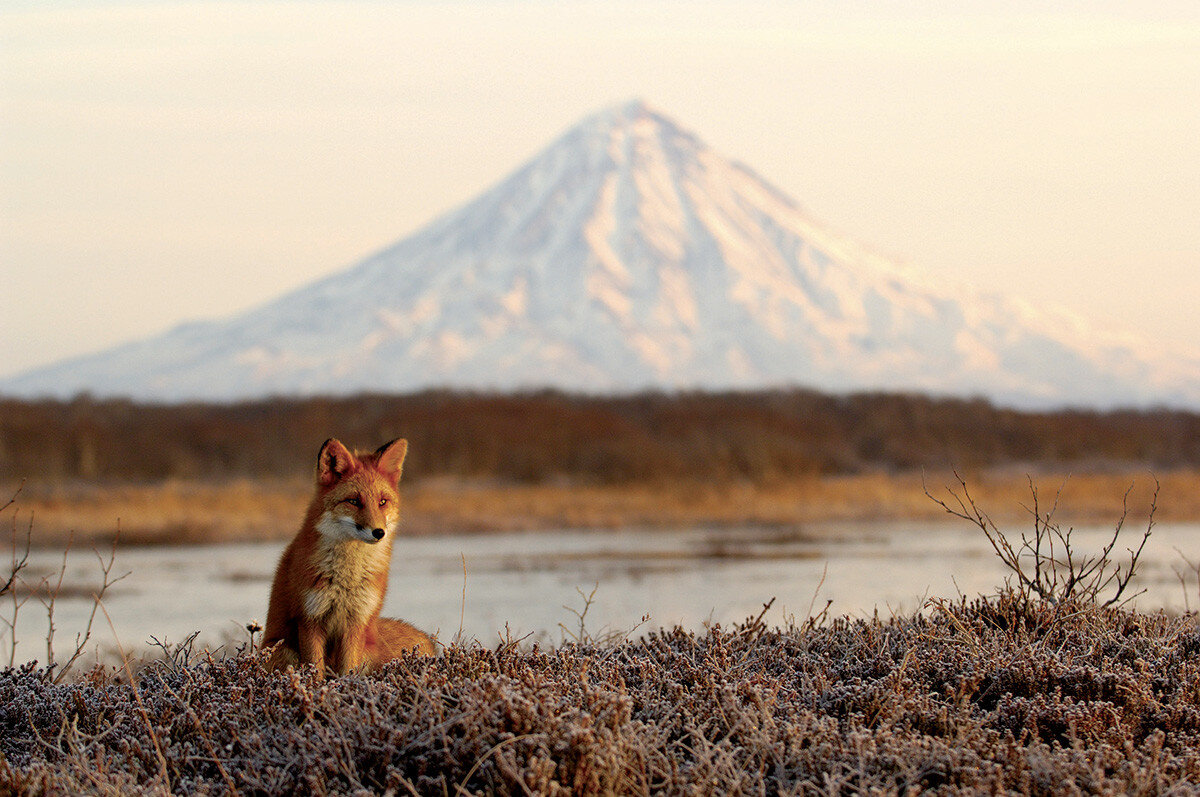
[6,100,1200,407]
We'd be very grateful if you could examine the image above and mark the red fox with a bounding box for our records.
[263,437,435,676]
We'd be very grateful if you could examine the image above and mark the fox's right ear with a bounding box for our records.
[316,438,356,486]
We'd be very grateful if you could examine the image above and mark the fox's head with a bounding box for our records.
[313,437,408,545]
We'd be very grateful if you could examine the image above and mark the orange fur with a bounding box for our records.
[263,438,435,677]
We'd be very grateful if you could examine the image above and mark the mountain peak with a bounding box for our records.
[589,98,669,129]
[553,99,704,167]
[5,104,1200,408]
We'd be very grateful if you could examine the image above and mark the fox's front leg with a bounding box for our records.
[331,626,368,674]
[265,640,298,672]
[297,619,328,678]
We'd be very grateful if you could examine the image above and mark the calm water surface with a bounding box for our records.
[8,520,1200,666]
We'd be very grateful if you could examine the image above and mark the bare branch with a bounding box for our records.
[1,482,31,598]
[53,526,131,683]
[926,474,1156,608]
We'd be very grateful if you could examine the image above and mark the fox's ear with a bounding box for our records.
[316,438,357,486]
[374,438,408,483]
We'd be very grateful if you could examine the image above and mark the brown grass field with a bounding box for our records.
[5,467,1186,547]
[6,593,1200,794]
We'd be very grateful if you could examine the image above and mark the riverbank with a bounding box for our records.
[6,467,1182,546]
[4,593,1200,794]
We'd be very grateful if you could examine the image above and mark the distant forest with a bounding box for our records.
[3,390,1200,484]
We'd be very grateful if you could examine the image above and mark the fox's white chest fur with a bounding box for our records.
[303,525,390,634]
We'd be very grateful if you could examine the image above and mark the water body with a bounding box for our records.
[6,520,1199,668]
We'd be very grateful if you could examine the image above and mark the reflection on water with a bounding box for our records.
[7,520,1200,666]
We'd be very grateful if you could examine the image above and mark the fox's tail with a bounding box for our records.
[368,617,437,663]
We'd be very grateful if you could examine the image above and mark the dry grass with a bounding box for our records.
[4,594,1200,795]
[8,479,307,546]
[6,468,1189,546]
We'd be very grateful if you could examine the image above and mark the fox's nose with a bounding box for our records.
[372,528,385,541]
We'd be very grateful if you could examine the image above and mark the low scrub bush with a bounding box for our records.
[3,598,1200,794]
[927,473,1157,609]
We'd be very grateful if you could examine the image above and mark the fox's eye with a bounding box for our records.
[378,497,389,507]
[345,497,362,508]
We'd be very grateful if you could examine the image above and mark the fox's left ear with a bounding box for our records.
[317,438,357,486]
[374,438,408,483]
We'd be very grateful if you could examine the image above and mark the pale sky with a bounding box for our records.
[3,1,1199,379]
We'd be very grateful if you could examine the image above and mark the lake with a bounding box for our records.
[6,519,1200,668]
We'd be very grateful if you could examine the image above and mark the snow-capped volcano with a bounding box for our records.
[6,100,1200,407]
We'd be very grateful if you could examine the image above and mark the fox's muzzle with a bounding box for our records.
[353,523,386,543]
[352,521,386,543]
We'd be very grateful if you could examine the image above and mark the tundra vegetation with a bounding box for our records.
[4,474,1200,794]
[6,390,1200,484]
[3,390,1199,543]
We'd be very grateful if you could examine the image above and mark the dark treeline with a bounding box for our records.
[3,389,1200,484]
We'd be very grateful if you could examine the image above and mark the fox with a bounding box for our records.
[263,437,435,677]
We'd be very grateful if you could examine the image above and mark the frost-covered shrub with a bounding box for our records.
[4,598,1200,795]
